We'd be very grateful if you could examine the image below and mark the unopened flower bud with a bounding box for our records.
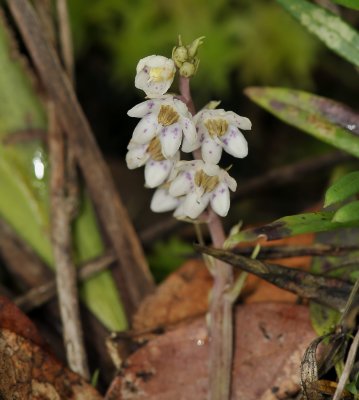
[187,36,205,59]
[179,62,196,78]
[172,46,188,67]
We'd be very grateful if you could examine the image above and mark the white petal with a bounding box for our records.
[210,183,230,217]
[159,124,182,158]
[182,135,200,153]
[132,114,158,144]
[202,162,220,176]
[173,202,186,219]
[180,117,197,144]
[127,100,159,118]
[150,188,180,212]
[220,126,248,158]
[169,171,194,197]
[144,159,172,188]
[125,145,149,169]
[226,112,252,130]
[183,192,210,219]
[201,136,223,164]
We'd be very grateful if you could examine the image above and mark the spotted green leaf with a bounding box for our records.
[226,211,358,245]
[276,0,359,66]
[245,87,359,157]
[324,171,359,207]
[333,200,359,223]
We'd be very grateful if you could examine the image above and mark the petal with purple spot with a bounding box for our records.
[144,159,172,188]
[132,114,158,144]
[201,136,223,164]
[169,171,194,197]
[125,144,149,169]
[210,183,230,217]
[159,124,182,158]
[220,126,248,158]
[181,117,197,144]
[183,192,210,219]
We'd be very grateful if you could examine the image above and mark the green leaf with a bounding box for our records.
[276,0,359,66]
[245,87,359,157]
[333,200,359,223]
[309,302,340,336]
[325,171,359,207]
[330,0,359,11]
[227,211,358,244]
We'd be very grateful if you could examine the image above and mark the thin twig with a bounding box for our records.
[15,251,116,312]
[180,76,234,400]
[56,0,74,83]
[333,327,359,400]
[8,0,155,316]
[48,102,89,379]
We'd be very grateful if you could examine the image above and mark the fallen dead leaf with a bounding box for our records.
[108,303,316,400]
[0,295,103,400]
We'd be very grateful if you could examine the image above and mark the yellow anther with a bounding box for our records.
[204,119,229,138]
[158,105,180,126]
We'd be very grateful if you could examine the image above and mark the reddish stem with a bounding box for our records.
[179,75,234,400]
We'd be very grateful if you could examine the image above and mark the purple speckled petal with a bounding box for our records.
[144,159,173,188]
[180,117,197,144]
[132,114,158,144]
[182,135,200,153]
[127,100,159,118]
[159,123,182,158]
[220,126,248,159]
[201,136,223,164]
[210,183,230,217]
[226,112,252,130]
[169,171,194,197]
[150,188,180,213]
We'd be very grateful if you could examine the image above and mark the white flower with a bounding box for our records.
[135,55,176,98]
[168,160,237,219]
[126,137,179,188]
[127,96,197,158]
[186,109,251,164]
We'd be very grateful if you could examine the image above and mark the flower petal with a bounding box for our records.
[182,135,200,153]
[144,159,173,188]
[127,100,159,118]
[159,124,182,158]
[183,192,210,219]
[210,183,230,217]
[169,171,194,197]
[125,144,149,169]
[132,114,158,144]
[201,136,223,164]
[150,188,180,212]
[220,126,248,158]
[180,117,197,144]
[226,112,252,130]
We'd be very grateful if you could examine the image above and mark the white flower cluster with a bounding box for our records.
[126,55,251,219]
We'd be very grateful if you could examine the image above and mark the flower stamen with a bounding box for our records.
[204,118,228,138]
[194,170,219,193]
[147,137,166,161]
[158,105,180,126]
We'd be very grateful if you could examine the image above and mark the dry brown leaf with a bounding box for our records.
[108,303,316,400]
[133,259,212,331]
[0,295,103,400]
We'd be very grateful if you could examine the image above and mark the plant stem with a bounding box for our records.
[179,76,234,400]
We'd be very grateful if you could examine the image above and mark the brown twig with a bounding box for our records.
[48,102,89,379]
[180,76,234,400]
[15,251,116,312]
[56,0,74,83]
[8,0,155,317]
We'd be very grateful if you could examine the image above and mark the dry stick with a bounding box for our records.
[15,251,116,312]
[56,0,74,83]
[48,103,89,379]
[8,0,155,317]
[333,328,359,400]
[179,76,234,400]
[139,151,351,245]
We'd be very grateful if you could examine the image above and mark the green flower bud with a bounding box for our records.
[187,36,205,59]
[172,46,188,66]
[179,62,196,78]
